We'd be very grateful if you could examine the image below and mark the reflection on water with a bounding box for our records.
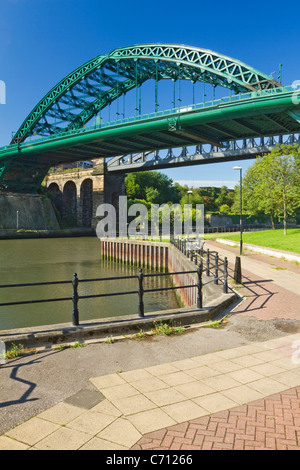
[0,237,179,330]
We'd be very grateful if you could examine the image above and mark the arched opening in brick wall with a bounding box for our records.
[48,182,63,218]
[63,181,77,226]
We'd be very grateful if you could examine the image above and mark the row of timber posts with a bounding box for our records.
[101,239,167,270]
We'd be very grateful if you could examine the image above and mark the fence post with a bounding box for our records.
[197,261,203,308]
[138,268,144,317]
[234,256,242,284]
[223,257,228,293]
[206,248,210,276]
[214,252,219,285]
[72,273,79,326]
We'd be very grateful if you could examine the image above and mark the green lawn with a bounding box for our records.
[205,228,300,254]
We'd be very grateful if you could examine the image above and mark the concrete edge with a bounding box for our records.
[0,292,236,359]
[0,228,95,240]
[215,237,300,263]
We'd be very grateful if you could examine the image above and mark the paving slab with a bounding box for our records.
[1,331,299,450]
[1,241,300,450]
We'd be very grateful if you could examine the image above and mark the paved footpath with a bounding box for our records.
[205,239,300,321]
[0,240,299,451]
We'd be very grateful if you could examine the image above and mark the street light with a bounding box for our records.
[233,166,243,255]
[187,190,193,242]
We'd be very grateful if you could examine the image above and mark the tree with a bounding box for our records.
[145,187,160,203]
[125,171,181,204]
[270,144,300,234]
[220,204,231,213]
[234,144,300,234]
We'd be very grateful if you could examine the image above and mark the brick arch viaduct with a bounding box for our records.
[44,158,125,229]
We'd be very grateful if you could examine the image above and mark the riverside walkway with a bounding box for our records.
[0,239,299,451]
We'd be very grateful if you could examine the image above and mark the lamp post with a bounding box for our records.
[233,166,243,256]
[187,190,193,241]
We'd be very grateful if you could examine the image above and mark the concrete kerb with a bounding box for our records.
[0,239,237,362]
[0,292,236,361]
[216,237,300,264]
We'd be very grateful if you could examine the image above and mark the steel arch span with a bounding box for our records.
[11,43,281,144]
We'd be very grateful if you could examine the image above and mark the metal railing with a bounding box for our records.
[170,237,228,295]
[1,84,297,152]
[0,268,205,327]
[0,238,230,328]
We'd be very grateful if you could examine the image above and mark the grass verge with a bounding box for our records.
[205,228,300,254]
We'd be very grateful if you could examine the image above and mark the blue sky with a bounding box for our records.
[1,0,300,189]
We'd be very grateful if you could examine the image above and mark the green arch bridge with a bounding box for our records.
[1,43,300,193]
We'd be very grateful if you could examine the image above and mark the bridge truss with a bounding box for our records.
[11,44,281,145]
[106,133,300,173]
[1,44,299,193]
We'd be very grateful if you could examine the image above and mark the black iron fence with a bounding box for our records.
[0,241,228,328]
[0,268,208,327]
[170,237,228,293]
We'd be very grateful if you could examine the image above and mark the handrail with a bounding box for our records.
[170,236,228,292]
[0,240,229,327]
[0,267,208,326]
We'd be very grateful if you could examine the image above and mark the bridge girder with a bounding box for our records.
[1,86,299,192]
[106,134,300,173]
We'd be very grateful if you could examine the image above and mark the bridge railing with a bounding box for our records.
[2,83,299,152]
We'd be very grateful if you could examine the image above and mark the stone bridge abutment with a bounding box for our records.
[45,158,125,229]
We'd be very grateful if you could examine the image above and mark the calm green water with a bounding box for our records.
[0,237,179,330]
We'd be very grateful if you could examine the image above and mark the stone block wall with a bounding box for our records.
[0,193,60,230]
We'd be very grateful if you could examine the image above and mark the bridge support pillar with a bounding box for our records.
[45,158,125,230]
[76,185,82,228]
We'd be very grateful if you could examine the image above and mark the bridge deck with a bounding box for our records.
[0,87,299,192]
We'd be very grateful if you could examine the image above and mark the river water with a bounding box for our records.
[0,237,179,330]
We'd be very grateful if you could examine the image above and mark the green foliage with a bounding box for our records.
[54,342,85,350]
[219,204,231,213]
[233,144,300,234]
[105,336,115,344]
[2,343,24,359]
[151,320,185,336]
[133,329,151,339]
[131,321,185,339]
[125,171,235,218]
[125,171,181,205]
